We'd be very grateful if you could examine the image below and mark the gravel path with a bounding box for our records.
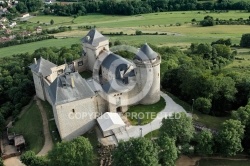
[115,91,190,142]
[36,97,53,156]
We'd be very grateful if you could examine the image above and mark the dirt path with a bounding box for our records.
[3,157,26,166]
[35,96,53,156]
[176,155,201,166]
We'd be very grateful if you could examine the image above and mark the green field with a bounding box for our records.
[1,11,250,57]
[0,38,80,57]
[197,159,250,166]
[10,101,44,154]
[166,92,229,129]
[127,97,166,125]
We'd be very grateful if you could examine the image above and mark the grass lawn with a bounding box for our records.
[144,129,159,139]
[127,96,166,125]
[0,38,80,57]
[40,100,61,144]
[197,159,250,166]
[10,100,44,154]
[82,129,99,166]
[166,92,229,130]
[80,70,93,79]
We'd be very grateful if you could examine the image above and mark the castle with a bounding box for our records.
[29,29,161,141]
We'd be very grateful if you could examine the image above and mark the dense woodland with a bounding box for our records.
[1,0,249,16]
[42,0,250,16]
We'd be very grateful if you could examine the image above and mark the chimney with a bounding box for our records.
[34,58,37,64]
[71,77,75,88]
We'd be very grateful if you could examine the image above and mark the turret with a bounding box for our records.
[81,29,109,71]
[134,43,161,105]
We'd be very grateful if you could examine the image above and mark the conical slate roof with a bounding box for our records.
[81,29,108,46]
[135,43,158,61]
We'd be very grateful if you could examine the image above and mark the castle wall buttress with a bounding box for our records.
[32,72,45,101]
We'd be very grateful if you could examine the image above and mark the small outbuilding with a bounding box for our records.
[97,112,125,137]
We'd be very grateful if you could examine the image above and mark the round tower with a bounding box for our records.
[133,43,161,105]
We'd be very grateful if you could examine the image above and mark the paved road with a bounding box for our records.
[36,97,53,156]
[115,91,189,142]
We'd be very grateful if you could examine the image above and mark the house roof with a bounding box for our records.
[49,72,95,105]
[29,57,57,77]
[135,43,158,61]
[97,112,125,132]
[14,135,25,146]
[81,29,108,46]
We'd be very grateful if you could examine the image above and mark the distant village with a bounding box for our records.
[0,0,50,43]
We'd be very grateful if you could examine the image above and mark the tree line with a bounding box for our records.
[19,111,250,166]
[199,15,250,27]
[41,0,250,16]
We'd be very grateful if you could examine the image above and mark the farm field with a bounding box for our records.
[0,38,80,57]
[1,11,250,57]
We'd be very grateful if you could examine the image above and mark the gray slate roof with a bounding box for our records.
[135,43,158,61]
[49,72,95,105]
[102,80,128,94]
[102,53,132,70]
[81,29,108,46]
[29,57,57,77]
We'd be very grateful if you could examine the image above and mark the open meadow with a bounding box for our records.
[1,11,249,57]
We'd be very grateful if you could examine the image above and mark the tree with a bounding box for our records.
[0,113,5,134]
[16,2,28,13]
[200,16,215,26]
[50,19,54,25]
[158,136,178,166]
[195,129,214,156]
[215,119,244,156]
[240,33,250,48]
[194,97,212,114]
[232,104,250,153]
[112,137,159,166]
[48,137,93,166]
[0,157,3,166]
[212,44,232,59]
[159,112,195,144]
[21,151,48,166]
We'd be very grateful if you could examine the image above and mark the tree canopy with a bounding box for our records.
[195,129,214,156]
[48,137,93,166]
[215,119,244,156]
[159,112,195,144]
[158,136,178,166]
[112,137,159,166]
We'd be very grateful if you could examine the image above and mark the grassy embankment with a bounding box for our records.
[10,100,44,154]
[127,97,166,125]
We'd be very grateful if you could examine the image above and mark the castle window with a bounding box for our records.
[78,61,83,66]
[120,93,122,95]
[72,109,75,113]
[149,69,151,72]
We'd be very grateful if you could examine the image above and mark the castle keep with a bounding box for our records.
[29,29,161,140]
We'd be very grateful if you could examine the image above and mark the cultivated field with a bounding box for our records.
[1,11,250,56]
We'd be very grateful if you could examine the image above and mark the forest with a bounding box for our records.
[43,0,250,16]
[8,0,250,16]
